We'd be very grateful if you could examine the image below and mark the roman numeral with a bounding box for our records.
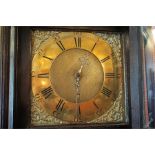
[43,55,53,61]
[93,102,101,116]
[56,41,65,51]
[112,92,118,102]
[78,105,81,116]
[32,72,35,77]
[41,86,53,99]
[34,93,42,102]
[105,73,115,78]
[55,99,65,112]
[38,73,49,78]
[74,105,81,122]
[112,97,116,102]
[91,42,97,52]
[111,51,118,62]
[105,73,120,78]
[38,49,44,56]
[101,87,112,97]
[111,51,116,58]
[74,37,81,48]
[100,56,110,63]
[93,102,99,110]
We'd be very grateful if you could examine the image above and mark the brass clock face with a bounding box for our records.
[31,31,125,125]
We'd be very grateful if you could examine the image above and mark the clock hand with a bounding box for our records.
[75,65,83,79]
[74,65,83,122]
[78,65,83,74]
[74,54,89,122]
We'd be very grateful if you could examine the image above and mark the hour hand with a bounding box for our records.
[75,65,83,79]
[78,65,83,74]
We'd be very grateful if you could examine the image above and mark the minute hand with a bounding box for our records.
[78,65,83,74]
[74,65,83,122]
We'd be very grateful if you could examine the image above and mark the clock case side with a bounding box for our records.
[13,26,131,129]
[0,27,10,129]
[13,27,32,128]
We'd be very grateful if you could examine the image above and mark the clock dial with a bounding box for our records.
[31,31,124,124]
[50,48,104,103]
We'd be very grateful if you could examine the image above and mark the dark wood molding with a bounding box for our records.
[129,27,144,128]
[31,123,129,129]
[30,26,129,33]
[121,31,131,128]
[141,27,155,128]
[14,27,32,128]
[0,27,11,128]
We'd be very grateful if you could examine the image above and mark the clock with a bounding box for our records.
[31,30,127,126]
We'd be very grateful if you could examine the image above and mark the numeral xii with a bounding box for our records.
[74,36,81,48]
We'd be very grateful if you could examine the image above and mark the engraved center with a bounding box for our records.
[50,48,104,103]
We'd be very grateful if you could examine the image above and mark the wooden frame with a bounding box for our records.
[0,27,10,129]
[14,27,32,128]
[141,27,155,128]
[12,26,132,129]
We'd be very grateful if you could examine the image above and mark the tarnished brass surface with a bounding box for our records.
[50,48,104,103]
[31,31,125,125]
